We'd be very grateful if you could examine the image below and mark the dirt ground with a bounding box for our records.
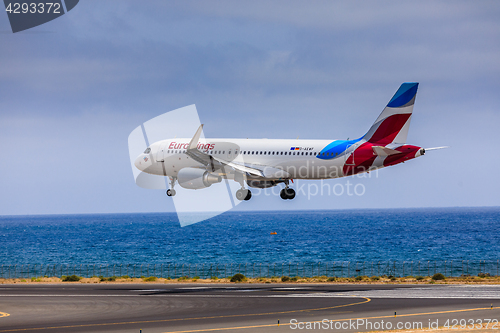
[1,275,499,284]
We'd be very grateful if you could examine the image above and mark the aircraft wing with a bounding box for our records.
[185,125,290,179]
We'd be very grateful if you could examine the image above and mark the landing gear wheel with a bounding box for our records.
[280,188,295,200]
[166,189,176,197]
[236,189,251,201]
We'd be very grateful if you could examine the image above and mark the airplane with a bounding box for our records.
[134,82,444,201]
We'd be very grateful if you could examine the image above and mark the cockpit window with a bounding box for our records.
[144,148,151,154]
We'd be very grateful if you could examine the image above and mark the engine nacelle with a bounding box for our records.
[178,168,222,189]
[246,179,283,189]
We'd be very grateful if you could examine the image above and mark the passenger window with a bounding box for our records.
[144,148,151,154]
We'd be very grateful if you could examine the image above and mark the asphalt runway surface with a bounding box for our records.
[0,284,499,333]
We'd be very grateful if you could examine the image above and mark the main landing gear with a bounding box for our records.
[166,177,177,197]
[235,172,251,201]
[236,188,252,201]
[280,180,295,200]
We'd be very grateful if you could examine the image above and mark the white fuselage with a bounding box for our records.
[136,138,358,180]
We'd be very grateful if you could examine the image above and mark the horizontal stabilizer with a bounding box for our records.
[372,146,403,157]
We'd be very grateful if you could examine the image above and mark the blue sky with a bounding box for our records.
[1,1,499,215]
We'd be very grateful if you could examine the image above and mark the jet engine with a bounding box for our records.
[178,168,222,189]
[246,179,283,189]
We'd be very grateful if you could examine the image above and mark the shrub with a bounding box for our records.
[281,276,290,282]
[63,275,82,282]
[97,276,117,282]
[415,276,425,281]
[327,277,336,282]
[230,273,247,282]
[143,276,157,282]
[432,273,445,281]
[291,276,299,282]
[390,276,397,281]
[356,275,368,281]
[370,276,380,281]
[210,276,218,280]
[478,273,491,278]
[178,276,189,281]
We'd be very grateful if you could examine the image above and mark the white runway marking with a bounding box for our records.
[322,285,500,299]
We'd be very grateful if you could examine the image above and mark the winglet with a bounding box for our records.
[188,124,204,150]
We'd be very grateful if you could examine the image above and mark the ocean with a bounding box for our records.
[1,207,499,266]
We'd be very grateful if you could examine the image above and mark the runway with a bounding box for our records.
[0,284,499,332]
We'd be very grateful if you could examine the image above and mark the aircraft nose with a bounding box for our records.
[134,154,144,170]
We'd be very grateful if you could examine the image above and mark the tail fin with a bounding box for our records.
[363,82,418,145]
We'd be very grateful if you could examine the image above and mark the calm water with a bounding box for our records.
[0,207,499,265]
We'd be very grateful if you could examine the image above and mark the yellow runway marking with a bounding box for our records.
[161,306,500,333]
[0,296,369,332]
[0,312,10,318]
